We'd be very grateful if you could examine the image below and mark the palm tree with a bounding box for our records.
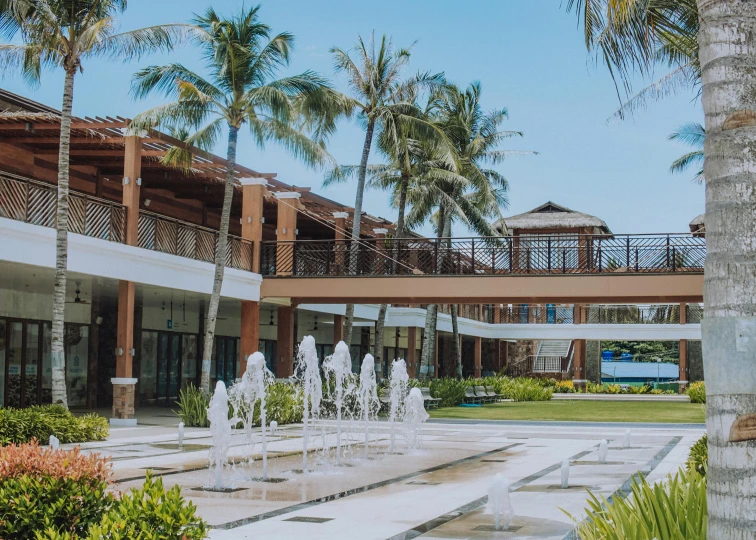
[696,1,756,536]
[0,0,192,408]
[329,33,413,347]
[567,0,699,118]
[669,122,704,184]
[130,6,340,393]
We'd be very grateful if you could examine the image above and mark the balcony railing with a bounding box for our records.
[0,172,125,243]
[137,210,253,272]
[261,234,706,277]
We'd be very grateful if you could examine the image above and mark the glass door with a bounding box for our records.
[23,323,40,407]
[6,322,23,407]
[155,332,184,404]
[167,333,180,401]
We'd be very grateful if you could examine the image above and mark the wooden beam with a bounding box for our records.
[35,149,167,157]
[2,136,162,145]
[0,121,128,130]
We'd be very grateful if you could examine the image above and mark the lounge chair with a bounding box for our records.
[474,386,493,403]
[484,385,500,402]
[420,387,441,409]
[463,386,480,404]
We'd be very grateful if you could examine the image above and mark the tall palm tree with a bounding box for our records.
[669,122,704,184]
[696,1,756,536]
[329,33,413,347]
[0,0,192,408]
[130,6,340,393]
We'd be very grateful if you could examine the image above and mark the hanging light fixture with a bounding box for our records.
[269,308,275,325]
[313,315,319,331]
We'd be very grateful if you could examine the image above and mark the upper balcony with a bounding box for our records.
[0,172,253,272]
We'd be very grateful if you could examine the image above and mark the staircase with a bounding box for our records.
[532,340,572,372]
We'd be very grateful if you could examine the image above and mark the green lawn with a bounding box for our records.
[429,400,706,423]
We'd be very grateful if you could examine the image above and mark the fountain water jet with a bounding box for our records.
[403,387,429,450]
[295,336,322,472]
[208,381,237,490]
[357,353,379,457]
[388,359,409,453]
[598,439,608,463]
[560,459,570,489]
[488,473,514,531]
[323,341,352,464]
[178,422,184,450]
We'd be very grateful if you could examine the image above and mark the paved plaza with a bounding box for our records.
[70,413,704,540]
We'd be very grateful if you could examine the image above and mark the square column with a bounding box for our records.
[374,228,388,274]
[274,192,302,276]
[572,303,587,389]
[433,333,439,379]
[333,212,349,274]
[407,327,417,378]
[276,306,295,378]
[679,302,688,392]
[112,136,141,425]
[474,336,482,378]
[333,314,344,345]
[239,178,267,376]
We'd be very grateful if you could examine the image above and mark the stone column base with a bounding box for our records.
[572,379,588,391]
[110,377,138,426]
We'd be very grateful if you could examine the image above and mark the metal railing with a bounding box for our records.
[0,172,125,243]
[137,210,253,272]
[532,355,569,373]
[261,233,706,277]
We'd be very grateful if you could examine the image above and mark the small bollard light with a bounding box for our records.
[178,421,185,450]
[270,420,278,436]
[560,459,570,489]
[49,435,60,450]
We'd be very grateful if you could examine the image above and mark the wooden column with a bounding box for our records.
[333,314,344,345]
[406,327,417,378]
[333,212,348,275]
[238,178,267,376]
[572,303,587,390]
[493,339,501,373]
[274,192,302,276]
[112,136,141,424]
[374,228,388,274]
[493,304,501,324]
[276,306,295,378]
[87,281,100,409]
[474,336,482,378]
[679,302,688,392]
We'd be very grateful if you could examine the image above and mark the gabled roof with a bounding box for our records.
[494,201,612,235]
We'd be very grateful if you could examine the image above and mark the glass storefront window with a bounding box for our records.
[181,335,197,390]
[140,331,158,403]
[24,323,40,406]
[65,325,88,407]
[7,322,22,408]
[42,323,52,404]
[0,320,5,406]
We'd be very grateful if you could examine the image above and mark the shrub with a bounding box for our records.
[429,378,468,407]
[566,467,706,540]
[175,384,209,427]
[0,406,108,446]
[38,475,208,540]
[686,434,708,476]
[626,385,650,394]
[0,442,113,539]
[553,380,575,393]
[499,378,552,401]
[686,381,706,404]
[604,384,621,394]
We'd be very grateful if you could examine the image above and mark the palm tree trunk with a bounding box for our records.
[343,119,377,346]
[419,208,446,376]
[51,68,76,408]
[374,303,387,377]
[697,2,756,537]
[374,170,410,375]
[201,124,239,393]
[441,217,462,378]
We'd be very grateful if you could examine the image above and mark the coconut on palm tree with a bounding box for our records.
[669,122,704,183]
[0,0,193,407]
[328,33,413,347]
[130,5,342,393]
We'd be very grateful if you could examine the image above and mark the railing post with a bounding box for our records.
[666,234,670,269]
[626,236,630,268]
[526,248,531,273]
[562,248,566,274]
[433,240,439,274]
[292,242,298,276]
[672,246,677,272]
[491,246,496,274]
[547,238,552,272]
[508,239,514,273]
[635,247,639,272]
[471,238,475,274]
[598,244,603,272]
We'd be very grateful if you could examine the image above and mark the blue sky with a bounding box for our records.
[1,0,704,237]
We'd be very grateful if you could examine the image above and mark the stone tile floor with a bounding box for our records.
[70,413,704,539]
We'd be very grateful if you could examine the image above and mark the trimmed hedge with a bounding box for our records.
[0,405,108,446]
[686,381,706,404]
[686,434,707,476]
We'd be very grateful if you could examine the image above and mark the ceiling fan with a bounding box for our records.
[66,281,89,304]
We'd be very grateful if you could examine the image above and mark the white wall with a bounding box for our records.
[0,288,90,324]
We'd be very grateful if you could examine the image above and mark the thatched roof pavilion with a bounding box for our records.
[494,201,612,236]
[689,213,705,237]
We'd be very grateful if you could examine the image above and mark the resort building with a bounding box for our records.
[0,89,705,424]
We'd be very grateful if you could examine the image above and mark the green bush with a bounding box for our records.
[174,384,209,427]
[566,467,706,540]
[0,406,108,446]
[686,434,708,476]
[686,381,706,404]
[0,442,113,539]
[429,378,468,407]
[38,475,208,540]
[498,378,553,401]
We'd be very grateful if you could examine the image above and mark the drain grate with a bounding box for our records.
[473,524,523,532]
[480,459,507,463]
[249,477,288,483]
[141,467,172,471]
[407,481,441,485]
[283,517,333,523]
[191,486,249,493]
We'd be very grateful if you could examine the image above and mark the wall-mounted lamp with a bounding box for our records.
[116,347,124,356]
[269,309,275,325]
[95,316,103,325]
[144,199,151,207]
[136,178,142,186]
[123,177,130,185]
[130,348,136,357]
